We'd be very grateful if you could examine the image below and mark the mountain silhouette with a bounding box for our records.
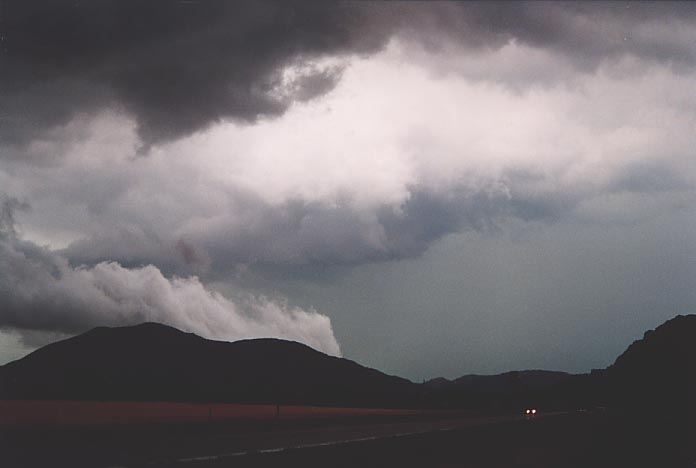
[422,370,572,409]
[605,314,696,416]
[452,370,571,393]
[0,322,415,407]
[1,315,693,412]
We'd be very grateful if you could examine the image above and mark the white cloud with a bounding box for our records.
[0,210,340,355]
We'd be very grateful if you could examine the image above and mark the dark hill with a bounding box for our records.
[610,314,696,377]
[1,315,694,412]
[0,322,416,407]
[605,314,696,415]
[422,316,696,412]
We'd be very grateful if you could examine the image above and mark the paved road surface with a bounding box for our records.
[146,412,566,466]
[3,410,688,467]
[2,412,558,467]
[152,411,689,468]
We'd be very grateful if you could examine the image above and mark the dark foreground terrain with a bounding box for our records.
[3,316,695,413]
[192,413,690,468]
[1,411,691,468]
[1,316,693,467]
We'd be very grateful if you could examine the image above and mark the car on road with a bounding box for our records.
[524,408,537,420]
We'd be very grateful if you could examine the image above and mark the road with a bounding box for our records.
[146,412,561,466]
[1,411,556,467]
[2,410,688,467]
[151,411,689,468]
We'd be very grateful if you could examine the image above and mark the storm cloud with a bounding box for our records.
[1,2,696,376]
[8,43,692,273]
[2,1,696,155]
[0,0,388,152]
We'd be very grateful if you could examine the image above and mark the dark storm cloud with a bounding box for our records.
[2,1,696,373]
[457,2,696,66]
[60,175,574,275]
[2,1,695,155]
[0,0,390,151]
[377,185,572,260]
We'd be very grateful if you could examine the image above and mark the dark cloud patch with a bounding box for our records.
[62,197,391,270]
[59,176,575,276]
[413,2,696,68]
[0,195,29,238]
[281,65,346,103]
[60,225,181,272]
[0,0,389,151]
[377,185,571,260]
[175,238,210,270]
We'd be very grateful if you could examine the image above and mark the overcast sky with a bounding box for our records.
[1,1,695,380]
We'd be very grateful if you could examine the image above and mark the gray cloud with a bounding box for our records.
[607,161,693,194]
[0,194,340,354]
[0,195,29,238]
[410,2,696,67]
[0,1,389,153]
[3,1,695,156]
[377,183,574,260]
[59,177,576,276]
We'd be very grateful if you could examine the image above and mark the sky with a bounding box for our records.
[1,1,695,380]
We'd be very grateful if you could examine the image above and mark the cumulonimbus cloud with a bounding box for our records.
[0,195,340,355]
[3,35,691,279]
